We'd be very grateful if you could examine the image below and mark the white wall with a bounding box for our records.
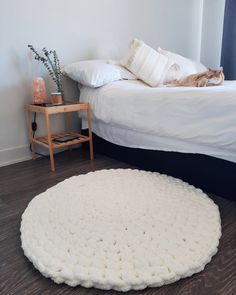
[0,0,224,166]
[200,0,226,68]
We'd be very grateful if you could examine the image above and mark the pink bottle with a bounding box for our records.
[32,77,47,105]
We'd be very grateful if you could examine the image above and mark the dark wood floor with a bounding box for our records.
[0,149,235,295]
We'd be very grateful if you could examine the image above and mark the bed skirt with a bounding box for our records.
[83,130,236,202]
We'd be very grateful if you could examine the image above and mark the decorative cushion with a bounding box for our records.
[163,63,181,84]
[121,39,175,87]
[20,169,221,292]
[158,47,208,81]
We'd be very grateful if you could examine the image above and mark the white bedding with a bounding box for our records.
[80,80,236,163]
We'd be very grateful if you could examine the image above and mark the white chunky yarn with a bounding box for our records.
[20,169,221,291]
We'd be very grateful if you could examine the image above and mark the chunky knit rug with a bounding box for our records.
[20,169,221,291]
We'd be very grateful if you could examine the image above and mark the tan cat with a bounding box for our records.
[167,68,224,87]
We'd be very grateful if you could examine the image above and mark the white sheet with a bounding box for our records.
[80,80,236,163]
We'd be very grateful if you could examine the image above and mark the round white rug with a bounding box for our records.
[21,169,221,291]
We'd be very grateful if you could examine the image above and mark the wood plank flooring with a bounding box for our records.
[0,149,235,295]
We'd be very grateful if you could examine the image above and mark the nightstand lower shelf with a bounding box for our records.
[33,132,90,149]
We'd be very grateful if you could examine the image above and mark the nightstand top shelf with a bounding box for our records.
[27,101,89,115]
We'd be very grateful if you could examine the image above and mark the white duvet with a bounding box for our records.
[80,80,236,163]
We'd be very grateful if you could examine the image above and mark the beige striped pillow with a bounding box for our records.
[121,39,174,87]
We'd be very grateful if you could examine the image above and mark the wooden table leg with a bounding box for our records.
[87,105,94,160]
[45,113,55,171]
[65,112,72,151]
[27,111,35,160]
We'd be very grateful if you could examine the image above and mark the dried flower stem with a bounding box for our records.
[28,45,63,95]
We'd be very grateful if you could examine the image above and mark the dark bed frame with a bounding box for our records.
[84,130,236,202]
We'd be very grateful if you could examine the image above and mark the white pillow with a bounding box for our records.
[108,60,137,80]
[63,60,121,88]
[117,65,137,80]
[193,61,208,73]
[121,39,174,87]
[158,47,207,80]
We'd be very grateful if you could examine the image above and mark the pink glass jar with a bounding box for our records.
[51,92,63,105]
[32,77,47,105]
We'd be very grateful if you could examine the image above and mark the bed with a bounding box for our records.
[79,79,236,200]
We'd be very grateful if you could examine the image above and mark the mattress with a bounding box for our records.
[80,80,236,163]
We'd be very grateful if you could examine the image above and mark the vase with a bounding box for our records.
[32,77,47,105]
[51,92,63,105]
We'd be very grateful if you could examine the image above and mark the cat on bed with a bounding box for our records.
[167,68,224,87]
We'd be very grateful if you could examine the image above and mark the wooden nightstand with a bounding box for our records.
[27,102,94,171]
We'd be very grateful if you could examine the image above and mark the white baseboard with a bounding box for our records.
[0,145,32,167]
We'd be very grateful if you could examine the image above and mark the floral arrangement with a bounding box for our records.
[28,45,63,95]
